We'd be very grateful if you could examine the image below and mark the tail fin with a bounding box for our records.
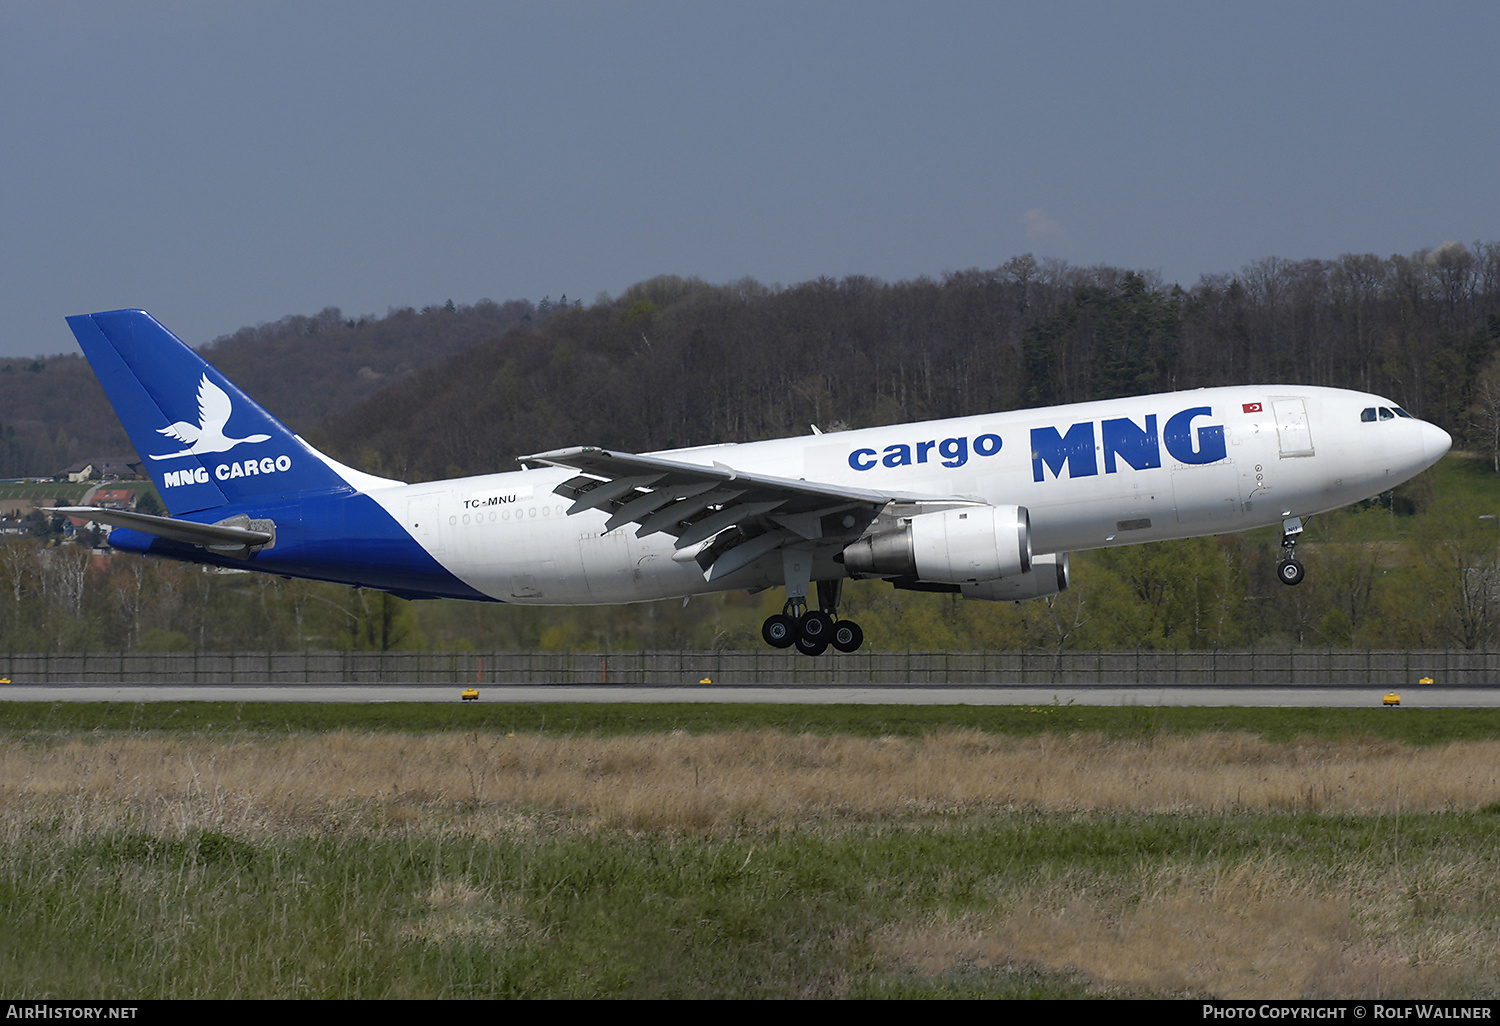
[67,310,375,515]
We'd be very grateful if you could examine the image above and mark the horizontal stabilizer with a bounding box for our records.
[42,506,274,553]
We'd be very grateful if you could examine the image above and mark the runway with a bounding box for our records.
[2,683,1498,707]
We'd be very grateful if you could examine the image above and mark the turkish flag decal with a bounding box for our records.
[1242,402,1263,414]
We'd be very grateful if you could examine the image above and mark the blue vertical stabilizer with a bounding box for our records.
[66,310,351,514]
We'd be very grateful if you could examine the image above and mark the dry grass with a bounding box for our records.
[3,729,1497,837]
[401,878,544,947]
[877,855,1476,999]
[5,728,1499,998]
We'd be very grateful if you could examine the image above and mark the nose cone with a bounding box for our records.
[1422,420,1453,467]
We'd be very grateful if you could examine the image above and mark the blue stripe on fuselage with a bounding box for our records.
[106,490,495,602]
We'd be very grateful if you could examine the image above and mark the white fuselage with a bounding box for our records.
[359,385,1450,605]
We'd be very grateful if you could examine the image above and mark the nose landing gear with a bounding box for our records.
[1277,515,1306,586]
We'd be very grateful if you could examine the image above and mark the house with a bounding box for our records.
[91,488,136,510]
[55,456,144,483]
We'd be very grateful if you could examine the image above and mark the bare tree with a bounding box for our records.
[1472,356,1500,473]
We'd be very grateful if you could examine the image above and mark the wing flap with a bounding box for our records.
[603,480,718,533]
[704,529,794,582]
[636,486,746,538]
[676,499,787,548]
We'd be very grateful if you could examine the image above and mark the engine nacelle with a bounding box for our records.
[960,553,1070,601]
[842,505,1031,584]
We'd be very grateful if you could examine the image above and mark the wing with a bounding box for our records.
[518,445,972,582]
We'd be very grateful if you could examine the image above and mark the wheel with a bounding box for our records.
[798,610,834,643]
[762,614,797,648]
[831,619,864,653]
[794,633,829,656]
[1277,559,1305,586]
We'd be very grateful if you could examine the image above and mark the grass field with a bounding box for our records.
[2,702,1499,999]
[0,481,92,503]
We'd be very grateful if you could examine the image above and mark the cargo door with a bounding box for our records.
[1273,399,1315,457]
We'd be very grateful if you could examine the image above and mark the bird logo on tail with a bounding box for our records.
[149,374,271,460]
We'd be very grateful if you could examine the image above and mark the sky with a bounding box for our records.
[3,1,1496,358]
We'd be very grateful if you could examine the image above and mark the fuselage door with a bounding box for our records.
[1273,399,1315,458]
[405,496,446,555]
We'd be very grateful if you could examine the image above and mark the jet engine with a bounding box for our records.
[959,553,1070,601]
[841,505,1031,583]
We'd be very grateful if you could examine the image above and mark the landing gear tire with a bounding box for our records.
[762,614,797,648]
[1277,559,1305,586]
[831,620,864,653]
[798,610,834,644]
[794,633,829,656]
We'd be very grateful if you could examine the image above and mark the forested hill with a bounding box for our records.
[316,243,1500,483]
[5,243,1499,484]
[0,299,535,477]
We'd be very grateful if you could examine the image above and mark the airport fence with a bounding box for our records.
[1,648,1497,686]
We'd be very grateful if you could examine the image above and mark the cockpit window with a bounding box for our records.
[1361,406,1415,423]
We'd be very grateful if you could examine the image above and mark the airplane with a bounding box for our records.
[51,309,1452,655]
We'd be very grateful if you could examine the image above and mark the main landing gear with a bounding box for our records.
[1277,515,1306,586]
[761,579,864,655]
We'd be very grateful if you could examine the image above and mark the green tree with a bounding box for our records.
[1085,537,1248,649]
[1405,498,1500,649]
